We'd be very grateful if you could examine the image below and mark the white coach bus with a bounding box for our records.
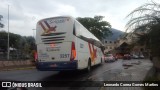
[36,16,104,71]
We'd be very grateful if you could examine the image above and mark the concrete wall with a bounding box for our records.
[0,60,35,68]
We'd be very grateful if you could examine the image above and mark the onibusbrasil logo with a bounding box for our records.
[2,82,42,88]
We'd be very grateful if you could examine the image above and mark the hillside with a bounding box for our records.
[105,28,124,41]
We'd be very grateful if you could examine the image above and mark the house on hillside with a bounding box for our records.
[116,32,149,58]
[103,28,124,54]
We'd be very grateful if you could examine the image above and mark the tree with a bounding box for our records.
[77,16,112,41]
[148,23,160,56]
[126,1,160,57]
[17,36,36,59]
[0,31,36,59]
[0,15,4,28]
[0,31,21,51]
[126,1,160,32]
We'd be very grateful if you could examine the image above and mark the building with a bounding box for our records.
[103,28,124,53]
[115,31,149,57]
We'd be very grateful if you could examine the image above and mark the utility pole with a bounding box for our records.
[7,5,10,60]
[32,29,36,38]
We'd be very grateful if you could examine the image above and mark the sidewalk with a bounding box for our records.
[102,59,153,90]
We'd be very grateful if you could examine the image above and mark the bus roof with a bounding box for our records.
[37,16,74,23]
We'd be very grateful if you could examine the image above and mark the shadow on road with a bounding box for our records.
[40,64,102,81]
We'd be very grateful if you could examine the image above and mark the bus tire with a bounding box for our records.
[86,59,91,72]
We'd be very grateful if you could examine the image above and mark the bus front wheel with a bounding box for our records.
[86,59,91,72]
[100,58,103,64]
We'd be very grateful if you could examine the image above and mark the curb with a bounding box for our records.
[0,66,36,71]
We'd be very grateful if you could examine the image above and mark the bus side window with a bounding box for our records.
[73,22,76,36]
[100,46,105,54]
[75,21,81,37]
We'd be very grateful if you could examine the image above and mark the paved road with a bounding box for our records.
[0,59,153,90]
[0,60,123,81]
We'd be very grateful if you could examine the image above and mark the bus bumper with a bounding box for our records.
[36,60,77,71]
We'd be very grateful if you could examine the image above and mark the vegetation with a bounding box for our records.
[0,31,36,59]
[126,1,160,57]
[77,16,112,41]
[143,70,159,90]
[0,15,4,28]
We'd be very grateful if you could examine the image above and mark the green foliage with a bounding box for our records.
[148,23,160,56]
[126,1,160,32]
[0,15,4,28]
[0,31,36,59]
[77,15,112,41]
[0,31,21,51]
[126,1,160,57]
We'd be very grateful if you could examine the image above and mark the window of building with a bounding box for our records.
[110,47,112,49]
[105,46,108,49]
[105,41,107,43]
[110,41,112,43]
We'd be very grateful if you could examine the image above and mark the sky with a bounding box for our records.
[0,0,159,36]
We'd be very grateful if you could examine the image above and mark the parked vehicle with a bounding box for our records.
[131,54,139,59]
[103,55,107,61]
[139,54,144,59]
[114,55,118,60]
[115,54,123,59]
[104,54,116,62]
[123,54,131,60]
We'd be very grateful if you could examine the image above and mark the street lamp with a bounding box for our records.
[32,29,36,38]
[7,5,10,60]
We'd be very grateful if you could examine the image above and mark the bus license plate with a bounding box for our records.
[50,64,57,67]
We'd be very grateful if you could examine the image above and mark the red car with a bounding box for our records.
[115,54,123,59]
[123,54,131,60]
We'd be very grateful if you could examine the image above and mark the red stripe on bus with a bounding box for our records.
[44,21,51,28]
[39,22,46,31]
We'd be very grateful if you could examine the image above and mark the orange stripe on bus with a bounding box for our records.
[88,43,95,62]
[92,44,97,58]
[88,43,92,56]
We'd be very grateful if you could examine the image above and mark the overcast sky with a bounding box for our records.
[0,0,159,36]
